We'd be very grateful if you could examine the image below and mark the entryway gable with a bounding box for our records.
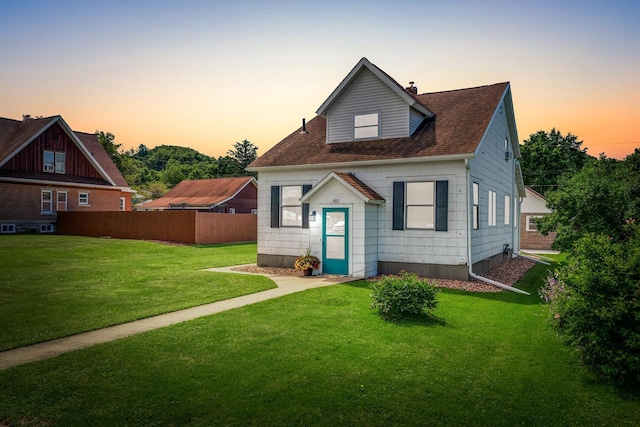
[300,171,385,205]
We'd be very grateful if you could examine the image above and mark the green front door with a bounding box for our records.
[322,208,349,275]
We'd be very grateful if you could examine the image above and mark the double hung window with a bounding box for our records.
[353,113,379,139]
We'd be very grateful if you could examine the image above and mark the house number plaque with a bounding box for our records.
[332,198,340,203]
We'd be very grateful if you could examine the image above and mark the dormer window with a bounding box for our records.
[353,113,379,139]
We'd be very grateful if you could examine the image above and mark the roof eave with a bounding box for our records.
[248,153,472,173]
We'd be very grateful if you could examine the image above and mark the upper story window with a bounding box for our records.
[43,150,65,174]
[281,185,302,227]
[353,113,379,139]
[406,181,434,229]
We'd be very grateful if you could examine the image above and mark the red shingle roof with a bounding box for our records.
[140,177,256,208]
[249,82,509,169]
[333,171,384,202]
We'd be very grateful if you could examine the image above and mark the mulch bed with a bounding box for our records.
[232,257,536,293]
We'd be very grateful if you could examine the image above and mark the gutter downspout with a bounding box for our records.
[465,159,530,296]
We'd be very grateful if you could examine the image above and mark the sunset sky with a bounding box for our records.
[1,0,638,160]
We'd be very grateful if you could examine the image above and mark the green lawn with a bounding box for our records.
[0,235,275,351]
[1,253,638,426]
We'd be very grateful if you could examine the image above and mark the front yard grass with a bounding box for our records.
[0,235,274,351]
[1,254,638,426]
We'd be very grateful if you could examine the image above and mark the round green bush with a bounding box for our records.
[370,271,439,321]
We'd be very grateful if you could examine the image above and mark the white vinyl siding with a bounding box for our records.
[409,108,425,135]
[326,68,409,143]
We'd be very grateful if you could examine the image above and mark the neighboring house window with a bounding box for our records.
[120,197,125,211]
[251,209,258,215]
[393,180,448,231]
[40,224,54,233]
[504,195,510,225]
[526,215,540,232]
[43,151,65,173]
[57,191,67,212]
[43,151,54,172]
[229,207,236,214]
[79,192,89,206]
[472,182,479,230]
[353,113,379,139]
[41,190,53,214]
[281,186,303,226]
[55,152,66,173]
[488,190,496,226]
[406,182,434,229]
[1,224,16,233]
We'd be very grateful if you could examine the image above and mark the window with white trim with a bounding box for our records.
[406,181,434,229]
[229,207,236,214]
[353,113,379,139]
[41,190,53,214]
[251,209,258,215]
[488,190,496,226]
[43,151,54,172]
[55,152,65,173]
[1,224,16,233]
[57,191,67,211]
[40,224,54,233]
[526,215,540,231]
[504,195,510,225]
[79,192,89,206]
[281,186,302,227]
[120,197,125,211]
[472,182,479,230]
[513,198,518,228]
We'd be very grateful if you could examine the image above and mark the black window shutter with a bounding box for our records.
[270,186,280,228]
[301,184,312,229]
[435,180,448,231]
[392,181,405,230]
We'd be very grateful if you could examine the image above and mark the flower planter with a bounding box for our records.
[303,268,313,276]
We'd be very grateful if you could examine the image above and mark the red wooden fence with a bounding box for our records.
[57,211,257,244]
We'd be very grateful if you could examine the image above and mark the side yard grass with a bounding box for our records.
[1,254,638,426]
[0,235,274,351]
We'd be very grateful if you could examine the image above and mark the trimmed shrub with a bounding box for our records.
[371,271,439,321]
[539,223,640,385]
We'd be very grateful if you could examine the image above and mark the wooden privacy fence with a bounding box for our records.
[57,211,257,244]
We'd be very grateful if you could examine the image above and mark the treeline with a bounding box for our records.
[97,132,257,203]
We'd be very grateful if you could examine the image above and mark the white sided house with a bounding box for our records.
[248,58,526,280]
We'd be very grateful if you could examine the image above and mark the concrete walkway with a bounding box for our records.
[0,266,356,370]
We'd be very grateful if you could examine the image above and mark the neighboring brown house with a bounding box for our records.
[137,176,257,213]
[520,186,556,250]
[0,115,133,234]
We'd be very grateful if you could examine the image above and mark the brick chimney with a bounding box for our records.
[405,81,418,95]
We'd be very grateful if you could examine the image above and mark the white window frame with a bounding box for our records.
[472,182,479,230]
[40,224,54,233]
[43,151,54,172]
[281,185,303,227]
[514,198,518,228]
[55,152,66,173]
[57,190,67,211]
[1,224,16,233]
[504,195,510,226]
[526,215,540,232]
[79,192,89,206]
[405,181,435,229]
[353,112,379,140]
[41,190,53,214]
[488,190,497,227]
[120,197,126,211]
[229,207,236,214]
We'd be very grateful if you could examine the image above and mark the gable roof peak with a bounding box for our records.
[316,58,434,118]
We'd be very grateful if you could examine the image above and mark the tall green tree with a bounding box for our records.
[227,139,258,173]
[520,129,592,196]
[96,131,122,168]
[537,153,640,250]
